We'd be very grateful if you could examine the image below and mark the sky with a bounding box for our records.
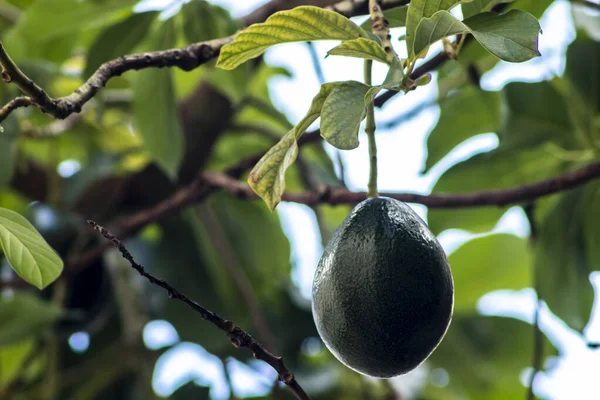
[69,1,600,399]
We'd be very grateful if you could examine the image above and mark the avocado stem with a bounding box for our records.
[364,60,378,199]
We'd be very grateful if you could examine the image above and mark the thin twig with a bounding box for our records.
[87,221,312,400]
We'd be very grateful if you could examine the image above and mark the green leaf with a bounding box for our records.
[361,5,409,29]
[428,145,566,234]
[0,208,63,289]
[565,40,600,115]
[0,294,62,345]
[216,6,368,70]
[413,10,541,62]
[381,56,406,89]
[182,0,238,43]
[463,10,541,62]
[425,87,501,172]
[133,20,183,179]
[462,0,515,18]
[0,294,63,346]
[84,11,158,79]
[10,0,137,43]
[449,234,530,313]
[0,117,17,187]
[406,0,468,57]
[327,37,390,64]
[534,182,600,331]
[247,131,298,211]
[320,81,370,150]
[427,315,554,400]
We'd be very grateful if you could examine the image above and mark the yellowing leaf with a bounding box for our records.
[327,37,390,64]
[296,82,343,135]
[320,81,370,150]
[0,208,63,290]
[248,131,298,211]
[217,6,368,70]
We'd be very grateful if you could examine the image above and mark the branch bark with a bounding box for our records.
[88,221,311,400]
[0,0,408,124]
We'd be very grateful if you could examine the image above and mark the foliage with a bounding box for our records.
[0,0,597,399]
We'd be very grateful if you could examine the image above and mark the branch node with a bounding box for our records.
[2,71,10,83]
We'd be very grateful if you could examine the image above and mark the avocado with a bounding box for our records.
[312,197,454,378]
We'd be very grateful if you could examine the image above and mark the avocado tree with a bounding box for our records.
[0,0,598,399]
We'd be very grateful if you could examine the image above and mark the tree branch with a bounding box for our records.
[202,160,600,208]
[87,221,311,400]
[0,0,407,124]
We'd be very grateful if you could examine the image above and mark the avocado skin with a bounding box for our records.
[312,197,454,378]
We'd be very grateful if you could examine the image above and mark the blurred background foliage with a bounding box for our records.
[0,0,599,399]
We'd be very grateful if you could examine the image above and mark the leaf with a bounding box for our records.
[182,0,238,43]
[296,82,343,135]
[428,145,566,234]
[413,10,541,62]
[217,6,368,70]
[361,5,409,29]
[534,182,600,331]
[406,0,469,57]
[133,20,183,179]
[463,10,541,62]
[449,234,530,313]
[0,294,62,345]
[248,131,299,211]
[320,81,370,150]
[565,40,600,115]
[462,0,515,18]
[425,87,501,172]
[0,208,63,289]
[84,11,158,79]
[0,117,17,187]
[427,315,554,400]
[9,0,137,43]
[245,82,345,209]
[327,37,390,64]
[381,56,406,89]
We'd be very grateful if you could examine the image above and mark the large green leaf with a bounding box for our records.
[413,10,540,62]
[182,0,239,43]
[428,145,566,234]
[427,315,554,400]
[217,6,368,70]
[10,0,137,42]
[500,81,575,148]
[405,0,468,58]
[327,37,390,64]
[0,208,63,289]
[84,11,158,79]
[449,234,530,313]
[320,81,370,150]
[425,87,501,172]
[462,0,515,18]
[133,20,183,179]
[248,131,299,211]
[565,40,600,115]
[534,182,600,331]
[0,294,63,345]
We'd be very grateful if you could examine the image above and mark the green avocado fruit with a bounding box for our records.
[312,197,454,378]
